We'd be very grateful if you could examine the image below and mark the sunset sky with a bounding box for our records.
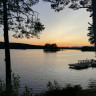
[0,1,92,47]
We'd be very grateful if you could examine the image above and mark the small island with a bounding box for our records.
[44,43,60,52]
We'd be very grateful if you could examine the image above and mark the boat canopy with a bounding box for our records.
[78,60,91,64]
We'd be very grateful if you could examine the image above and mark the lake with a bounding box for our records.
[0,49,96,94]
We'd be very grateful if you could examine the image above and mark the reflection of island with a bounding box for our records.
[44,43,60,52]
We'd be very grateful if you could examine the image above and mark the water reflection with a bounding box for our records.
[0,49,96,93]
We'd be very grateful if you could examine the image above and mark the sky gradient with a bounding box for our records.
[0,1,92,47]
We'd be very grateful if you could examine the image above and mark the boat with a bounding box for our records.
[91,59,96,67]
[69,60,91,69]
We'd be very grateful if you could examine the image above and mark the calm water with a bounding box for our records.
[0,49,96,93]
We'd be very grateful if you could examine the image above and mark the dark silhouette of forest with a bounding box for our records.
[0,42,44,49]
[0,42,82,50]
[1,41,94,51]
[81,46,95,51]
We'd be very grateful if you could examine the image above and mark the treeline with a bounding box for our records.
[0,41,95,51]
[81,46,95,51]
[0,42,44,49]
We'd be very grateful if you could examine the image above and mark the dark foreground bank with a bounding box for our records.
[0,74,96,96]
[35,81,96,96]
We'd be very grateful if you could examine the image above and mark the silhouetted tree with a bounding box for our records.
[44,43,59,52]
[43,0,91,12]
[87,23,94,44]
[0,0,44,89]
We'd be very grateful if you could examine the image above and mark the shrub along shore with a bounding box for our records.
[0,74,96,96]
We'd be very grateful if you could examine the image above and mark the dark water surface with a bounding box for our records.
[0,49,96,93]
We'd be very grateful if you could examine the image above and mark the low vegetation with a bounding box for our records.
[36,81,96,96]
[0,75,96,96]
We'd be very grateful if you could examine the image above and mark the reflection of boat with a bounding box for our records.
[69,60,91,69]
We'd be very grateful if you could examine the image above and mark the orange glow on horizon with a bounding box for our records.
[9,40,92,47]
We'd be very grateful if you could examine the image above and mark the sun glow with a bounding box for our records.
[0,1,92,47]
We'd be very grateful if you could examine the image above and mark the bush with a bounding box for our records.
[36,81,96,96]
[0,75,96,96]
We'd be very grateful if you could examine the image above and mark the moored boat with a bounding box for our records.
[91,60,96,67]
[69,59,91,69]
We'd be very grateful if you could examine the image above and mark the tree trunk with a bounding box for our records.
[3,0,11,87]
[92,0,96,55]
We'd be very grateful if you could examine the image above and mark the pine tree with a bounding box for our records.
[0,0,45,89]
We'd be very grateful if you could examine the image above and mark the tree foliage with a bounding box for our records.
[0,0,45,39]
[87,23,94,44]
[0,0,94,43]
[43,0,93,44]
[0,0,45,88]
[43,0,92,12]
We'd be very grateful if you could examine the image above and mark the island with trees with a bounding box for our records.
[44,43,60,52]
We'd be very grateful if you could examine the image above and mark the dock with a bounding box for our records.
[68,59,94,69]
